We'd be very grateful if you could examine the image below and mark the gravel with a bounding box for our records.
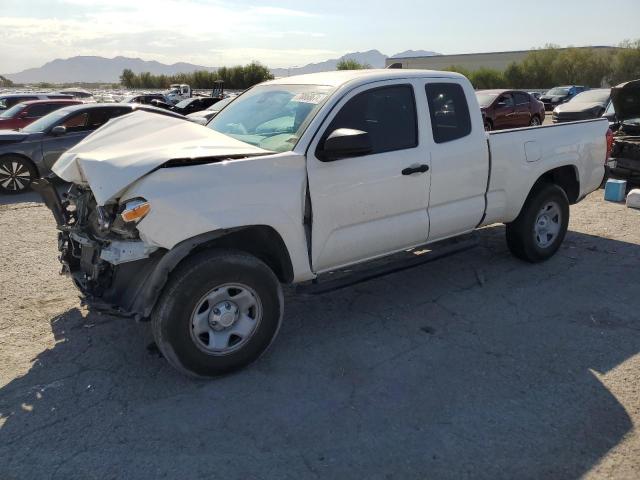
[0,188,639,479]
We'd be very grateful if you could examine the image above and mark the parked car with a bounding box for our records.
[36,69,610,377]
[0,93,74,110]
[0,99,82,130]
[552,89,611,123]
[607,79,640,180]
[186,96,235,125]
[57,88,94,100]
[540,86,587,111]
[151,96,221,116]
[0,103,185,193]
[122,94,167,105]
[171,96,221,115]
[476,90,545,131]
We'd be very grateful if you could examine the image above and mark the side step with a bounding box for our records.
[296,235,479,295]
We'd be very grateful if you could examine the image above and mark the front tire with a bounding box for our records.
[506,183,570,263]
[0,156,38,194]
[152,249,283,377]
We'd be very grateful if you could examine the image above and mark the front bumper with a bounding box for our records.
[32,178,164,319]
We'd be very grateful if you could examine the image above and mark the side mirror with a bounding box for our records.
[320,128,372,161]
[19,111,29,118]
[497,101,507,108]
[51,125,67,136]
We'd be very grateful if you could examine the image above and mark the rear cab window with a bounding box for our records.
[425,83,472,143]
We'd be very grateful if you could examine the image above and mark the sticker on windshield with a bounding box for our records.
[291,93,328,104]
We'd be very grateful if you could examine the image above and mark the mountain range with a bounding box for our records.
[3,49,441,84]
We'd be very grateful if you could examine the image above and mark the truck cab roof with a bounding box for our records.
[266,69,466,88]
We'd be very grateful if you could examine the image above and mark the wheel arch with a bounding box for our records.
[0,152,38,172]
[531,164,580,205]
[132,225,294,319]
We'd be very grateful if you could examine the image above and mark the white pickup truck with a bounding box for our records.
[35,69,610,377]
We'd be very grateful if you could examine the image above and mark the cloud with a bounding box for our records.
[0,1,330,72]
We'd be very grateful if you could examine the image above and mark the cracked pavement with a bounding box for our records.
[0,189,639,479]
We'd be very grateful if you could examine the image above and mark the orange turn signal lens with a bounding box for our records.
[120,201,151,223]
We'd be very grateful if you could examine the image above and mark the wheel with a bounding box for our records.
[484,120,493,132]
[152,249,283,378]
[529,116,541,127]
[0,156,38,194]
[505,183,569,263]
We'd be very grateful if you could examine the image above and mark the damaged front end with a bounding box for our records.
[609,134,640,180]
[33,178,164,319]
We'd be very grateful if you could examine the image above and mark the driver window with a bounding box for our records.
[63,112,88,132]
[323,85,418,156]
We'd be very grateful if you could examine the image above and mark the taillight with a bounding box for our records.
[606,128,614,162]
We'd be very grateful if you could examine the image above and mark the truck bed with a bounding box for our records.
[483,118,609,225]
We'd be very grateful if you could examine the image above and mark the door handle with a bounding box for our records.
[402,164,429,175]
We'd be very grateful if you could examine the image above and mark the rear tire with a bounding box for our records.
[529,115,541,127]
[152,249,283,378]
[0,155,38,194]
[506,183,569,263]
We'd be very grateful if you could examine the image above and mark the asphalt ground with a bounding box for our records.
[1,187,639,479]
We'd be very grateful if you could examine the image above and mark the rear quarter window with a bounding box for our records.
[425,83,472,143]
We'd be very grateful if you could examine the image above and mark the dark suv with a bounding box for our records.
[476,90,546,131]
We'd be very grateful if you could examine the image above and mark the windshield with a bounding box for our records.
[547,88,570,96]
[208,84,333,152]
[476,93,499,107]
[0,103,25,118]
[22,109,70,133]
[570,90,610,103]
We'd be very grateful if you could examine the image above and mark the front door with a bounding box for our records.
[306,82,431,273]
[42,107,129,170]
[42,109,91,170]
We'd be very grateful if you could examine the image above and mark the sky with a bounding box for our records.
[1,0,639,73]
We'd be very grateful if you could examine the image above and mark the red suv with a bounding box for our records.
[476,90,546,131]
[0,99,82,130]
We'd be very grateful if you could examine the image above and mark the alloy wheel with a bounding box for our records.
[0,159,32,192]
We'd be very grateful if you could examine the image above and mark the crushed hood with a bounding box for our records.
[611,79,640,122]
[53,111,269,205]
